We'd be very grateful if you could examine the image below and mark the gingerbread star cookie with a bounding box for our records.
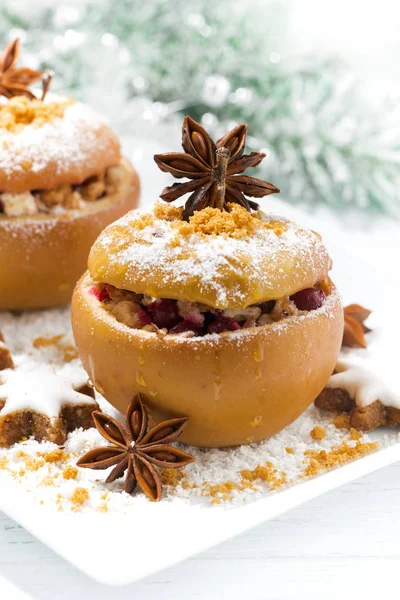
[315,359,400,431]
[0,334,99,447]
[0,332,13,371]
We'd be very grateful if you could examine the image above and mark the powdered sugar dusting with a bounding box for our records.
[90,205,332,309]
[0,93,114,179]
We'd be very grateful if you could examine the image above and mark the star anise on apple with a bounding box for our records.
[154,116,280,220]
[77,394,194,501]
[0,38,52,101]
[342,303,372,348]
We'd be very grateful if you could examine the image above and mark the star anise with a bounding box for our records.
[0,38,51,101]
[77,394,194,501]
[342,303,372,348]
[154,116,280,220]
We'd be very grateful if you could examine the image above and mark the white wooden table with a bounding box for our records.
[1,462,399,599]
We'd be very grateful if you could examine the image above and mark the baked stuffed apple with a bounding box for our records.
[72,117,343,447]
[0,39,140,310]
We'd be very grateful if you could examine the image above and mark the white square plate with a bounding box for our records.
[1,153,399,585]
[1,439,400,586]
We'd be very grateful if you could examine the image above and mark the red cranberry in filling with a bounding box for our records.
[146,299,181,329]
[90,285,110,303]
[207,315,241,334]
[137,307,152,326]
[291,288,326,311]
[169,320,203,336]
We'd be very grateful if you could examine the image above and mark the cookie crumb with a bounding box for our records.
[241,462,287,490]
[62,466,78,480]
[33,334,65,349]
[153,203,182,222]
[41,475,56,487]
[349,428,362,441]
[63,345,78,363]
[285,447,293,454]
[177,204,286,239]
[303,439,378,478]
[204,481,237,502]
[97,502,109,513]
[43,449,66,463]
[0,456,9,469]
[33,334,78,363]
[142,202,286,239]
[310,426,326,441]
[70,487,89,506]
[16,452,45,472]
[334,413,351,430]
[162,468,186,489]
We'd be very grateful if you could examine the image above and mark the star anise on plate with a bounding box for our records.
[77,394,194,501]
[0,38,52,101]
[342,303,372,348]
[154,116,280,220]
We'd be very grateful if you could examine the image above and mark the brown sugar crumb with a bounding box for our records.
[70,487,89,506]
[264,221,286,236]
[153,202,183,221]
[41,475,57,487]
[42,449,67,463]
[56,493,64,512]
[204,481,237,502]
[0,97,74,133]
[16,451,45,471]
[160,203,288,239]
[182,479,197,490]
[181,205,258,238]
[162,468,186,488]
[303,439,378,478]
[33,334,78,363]
[285,447,294,454]
[0,456,9,469]
[241,462,287,490]
[334,413,351,430]
[63,345,78,363]
[162,469,197,493]
[349,428,363,441]
[62,466,79,480]
[201,461,287,503]
[33,334,65,349]
[132,213,156,232]
[310,426,326,441]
